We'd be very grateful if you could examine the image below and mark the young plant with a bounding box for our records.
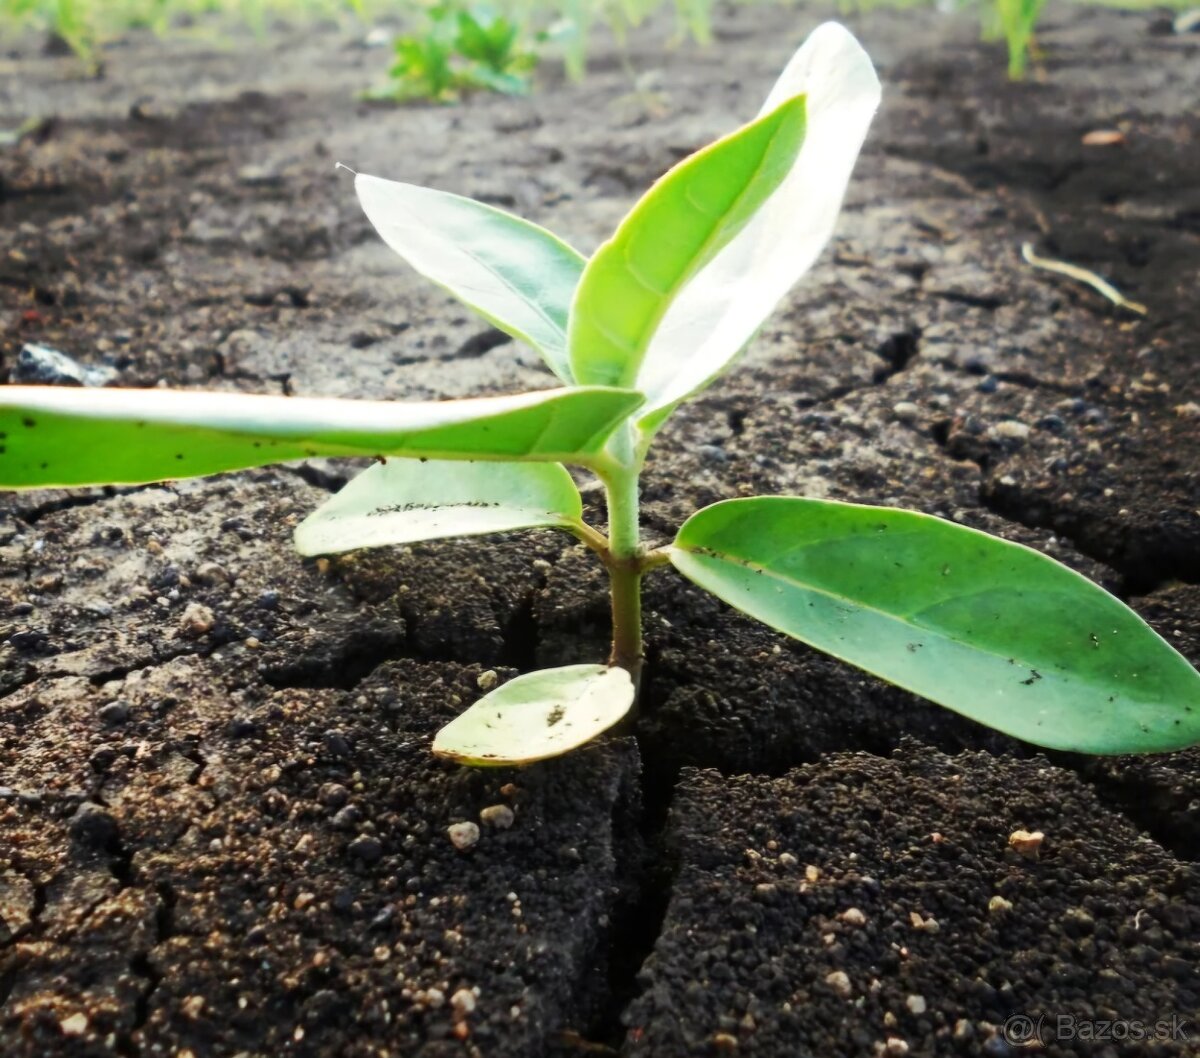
[992,0,1046,79]
[381,1,537,102]
[2,23,1198,765]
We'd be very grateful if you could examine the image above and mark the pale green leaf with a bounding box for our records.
[432,664,635,765]
[672,497,1200,754]
[0,385,643,488]
[295,459,582,556]
[568,93,808,392]
[632,23,881,426]
[356,174,586,384]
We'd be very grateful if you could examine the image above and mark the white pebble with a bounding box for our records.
[447,822,480,851]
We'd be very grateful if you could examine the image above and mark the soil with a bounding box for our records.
[1,4,1198,1056]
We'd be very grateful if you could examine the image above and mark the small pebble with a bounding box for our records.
[905,995,927,1015]
[348,835,383,863]
[992,420,1030,441]
[825,970,852,998]
[839,907,867,927]
[318,783,350,808]
[1081,129,1124,147]
[1008,829,1045,858]
[884,1038,910,1056]
[698,443,730,464]
[69,802,119,849]
[450,988,477,1018]
[180,603,215,637]
[477,669,499,691]
[989,895,1013,913]
[448,821,480,851]
[480,804,515,829]
[226,715,257,738]
[11,343,116,387]
[892,401,920,423]
[59,1012,89,1036]
[98,700,131,724]
[195,562,230,585]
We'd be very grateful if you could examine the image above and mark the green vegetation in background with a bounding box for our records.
[0,0,1195,96]
[0,0,366,70]
[377,2,538,101]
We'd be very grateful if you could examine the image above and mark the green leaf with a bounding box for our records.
[432,664,634,765]
[568,94,808,392]
[596,23,880,428]
[295,458,581,556]
[0,384,643,488]
[672,497,1200,754]
[356,173,585,384]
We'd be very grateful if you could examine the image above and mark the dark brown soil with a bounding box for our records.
[1,4,1198,1056]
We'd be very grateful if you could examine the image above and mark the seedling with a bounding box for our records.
[380,2,537,102]
[2,24,1198,765]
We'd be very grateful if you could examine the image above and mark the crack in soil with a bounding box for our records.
[115,882,173,1058]
[981,476,1200,594]
[6,484,161,527]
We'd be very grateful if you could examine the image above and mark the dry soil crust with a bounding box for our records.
[0,4,1198,1057]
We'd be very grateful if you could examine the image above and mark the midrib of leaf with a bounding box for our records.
[455,240,571,350]
[674,542,1107,687]
[577,97,805,389]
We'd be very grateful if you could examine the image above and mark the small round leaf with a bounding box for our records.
[432,664,634,766]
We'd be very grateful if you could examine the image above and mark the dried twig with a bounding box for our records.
[1020,242,1148,316]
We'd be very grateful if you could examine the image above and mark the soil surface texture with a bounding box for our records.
[1,4,1198,1057]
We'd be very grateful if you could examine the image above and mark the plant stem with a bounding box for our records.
[600,445,644,687]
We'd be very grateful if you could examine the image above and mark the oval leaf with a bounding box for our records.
[0,385,643,488]
[356,173,585,384]
[295,459,582,556]
[672,497,1200,754]
[568,93,808,391]
[432,664,635,766]
[634,23,881,423]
